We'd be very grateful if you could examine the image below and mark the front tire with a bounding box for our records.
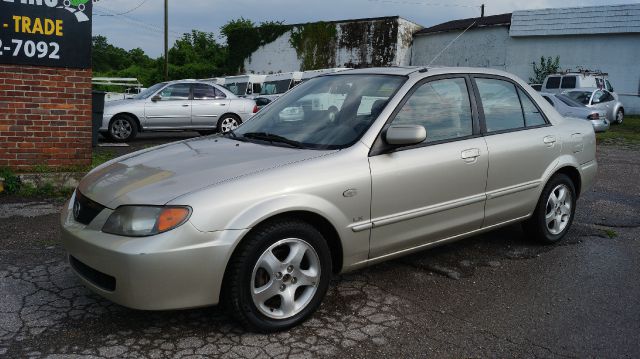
[217,114,241,133]
[223,220,332,333]
[524,173,576,244]
[615,109,624,124]
[108,115,138,142]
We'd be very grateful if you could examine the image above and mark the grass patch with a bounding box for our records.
[597,115,640,146]
[603,229,618,239]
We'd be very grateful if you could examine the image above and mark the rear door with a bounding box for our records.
[368,75,488,258]
[472,76,560,227]
[144,83,192,129]
[191,83,230,128]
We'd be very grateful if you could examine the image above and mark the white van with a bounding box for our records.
[224,74,267,98]
[542,71,616,97]
[258,72,303,101]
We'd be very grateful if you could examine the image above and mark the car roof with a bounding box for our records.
[326,66,523,79]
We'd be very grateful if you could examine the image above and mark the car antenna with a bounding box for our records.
[426,20,477,68]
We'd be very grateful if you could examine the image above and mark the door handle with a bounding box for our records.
[218,103,226,106]
[543,135,556,146]
[461,148,480,161]
[182,104,190,107]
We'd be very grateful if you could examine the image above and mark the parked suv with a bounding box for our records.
[542,71,615,96]
[101,80,258,142]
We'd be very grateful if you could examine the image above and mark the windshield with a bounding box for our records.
[564,91,592,105]
[225,82,248,96]
[260,79,292,95]
[133,82,166,99]
[556,94,584,108]
[233,74,406,150]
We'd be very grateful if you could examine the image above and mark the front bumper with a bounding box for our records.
[61,192,248,310]
[590,118,610,133]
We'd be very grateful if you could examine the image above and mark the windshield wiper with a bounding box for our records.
[242,132,306,149]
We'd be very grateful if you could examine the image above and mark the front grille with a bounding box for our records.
[69,255,116,292]
[73,191,105,225]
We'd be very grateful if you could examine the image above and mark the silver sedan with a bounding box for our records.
[63,67,596,332]
[101,80,257,142]
[540,92,609,132]
[563,88,625,125]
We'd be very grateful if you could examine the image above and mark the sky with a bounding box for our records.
[92,0,638,57]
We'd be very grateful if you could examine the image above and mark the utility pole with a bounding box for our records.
[480,4,485,17]
[164,0,168,80]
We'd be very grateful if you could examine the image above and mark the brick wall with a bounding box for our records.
[0,64,92,170]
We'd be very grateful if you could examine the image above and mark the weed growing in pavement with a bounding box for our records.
[603,229,618,239]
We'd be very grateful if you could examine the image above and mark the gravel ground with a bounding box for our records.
[0,141,638,358]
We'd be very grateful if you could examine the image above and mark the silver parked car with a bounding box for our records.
[540,92,609,132]
[563,88,624,125]
[101,80,258,142]
[62,67,597,332]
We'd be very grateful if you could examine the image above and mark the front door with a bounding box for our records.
[369,76,488,258]
[144,83,192,129]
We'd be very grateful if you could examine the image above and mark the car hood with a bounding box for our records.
[78,137,336,208]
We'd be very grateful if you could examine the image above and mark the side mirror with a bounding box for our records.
[385,125,427,146]
[151,95,161,102]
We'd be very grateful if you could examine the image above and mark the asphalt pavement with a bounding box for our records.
[1,138,638,358]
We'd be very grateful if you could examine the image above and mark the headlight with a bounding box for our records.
[102,206,191,237]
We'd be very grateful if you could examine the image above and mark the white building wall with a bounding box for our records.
[411,27,509,69]
[243,33,301,75]
[395,18,424,66]
[506,34,640,114]
[411,28,640,114]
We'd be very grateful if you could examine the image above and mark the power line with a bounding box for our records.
[94,5,183,36]
[94,0,152,16]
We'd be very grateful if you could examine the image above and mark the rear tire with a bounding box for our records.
[524,173,576,244]
[217,114,241,133]
[223,220,332,333]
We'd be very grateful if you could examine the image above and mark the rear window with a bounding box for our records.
[545,76,561,89]
[556,94,583,108]
[560,76,576,89]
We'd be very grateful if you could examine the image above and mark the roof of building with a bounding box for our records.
[287,16,421,28]
[510,3,640,36]
[414,13,512,36]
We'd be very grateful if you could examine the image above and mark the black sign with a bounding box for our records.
[0,0,92,69]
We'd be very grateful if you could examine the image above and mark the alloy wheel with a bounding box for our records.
[220,117,239,133]
[251,238,321,320]
[110,119,132,140]
[545,184,572,235]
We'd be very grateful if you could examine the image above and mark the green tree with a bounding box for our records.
[529,56,560,84]
[168,30,226,79]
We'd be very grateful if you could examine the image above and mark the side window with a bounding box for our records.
[591,90,605,104]
[476,78,524,132]
[560,76,576,89]
[214,87,226,99]
[545,76,561,89]
[517,88,546,127]
[158,84,191,101]
[391,77,473,143]
[605,80,613,92]
[600,91,614,103]
[193,84,216,100]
